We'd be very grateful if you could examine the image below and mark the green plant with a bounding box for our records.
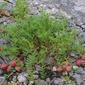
[2,14,85,78]
[1,0,85,79]
[12,0,28,19]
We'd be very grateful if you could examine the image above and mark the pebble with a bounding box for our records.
[34,79,47,85]
[78,31,85,44]
[0,76,8,85]
[0,69,3,75]
[28,0,85,31]
[17,72,29,85]
[70,52,80,59]
[51,77,64,85]
[0,39,7,45]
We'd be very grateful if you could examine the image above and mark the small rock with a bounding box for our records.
[45,53,56,66]
[73,73,83,85]
[6,0,16,11]
[0,76,8,85]
[0,69,3,75]
[70,52,80,59]
[0,39,7,45]
[12,75,17,82]
[34,79,47,85]
[46,78,51,85]
[17,72,29,85]
[29,81,34,85]
[82,24,85,29]
[0,17,15,25]
[78,31,85,44]
[34,64,41,72]
[51,77,64,85]
[52,66,57,72]
[33,71,40,79]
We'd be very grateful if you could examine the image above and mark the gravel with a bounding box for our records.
[0,1,85,85]
[0,0,85,29]
[28,0,85,29]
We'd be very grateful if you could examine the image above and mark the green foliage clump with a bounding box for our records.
[1,14,85,78]
[12,0,28,19]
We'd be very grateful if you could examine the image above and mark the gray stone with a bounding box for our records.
[0,76,8,85]
[33,71,40,80]
[72,67,85,85]
[35,64,41,72]
[51,77,64,85]
[12,75,17,82]
[46,78,51,84]
[0,17,15,25]
[78,31,85,43]
[0,69,3,75]
[6,0,16,11]
[70,52,80,59]
[0,39,7,45]
[28,0,85,30]
[73,73,83,85]
[45,56,56,66]
[17,72,29,85]
[34,79,47,85]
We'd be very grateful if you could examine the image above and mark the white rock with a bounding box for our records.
[17,72,29,85]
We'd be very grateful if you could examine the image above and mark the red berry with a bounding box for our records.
[11,60,17,67]
[80,60,85,65]
[1,64,8,70]
[76,59,81,66]
[65,64,72,72]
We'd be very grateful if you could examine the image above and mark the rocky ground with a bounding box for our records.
[0,0,85,34]
[28,0,85,28]
[1,0,85,27]
[28,0,85,46]
[1,0,85,85]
